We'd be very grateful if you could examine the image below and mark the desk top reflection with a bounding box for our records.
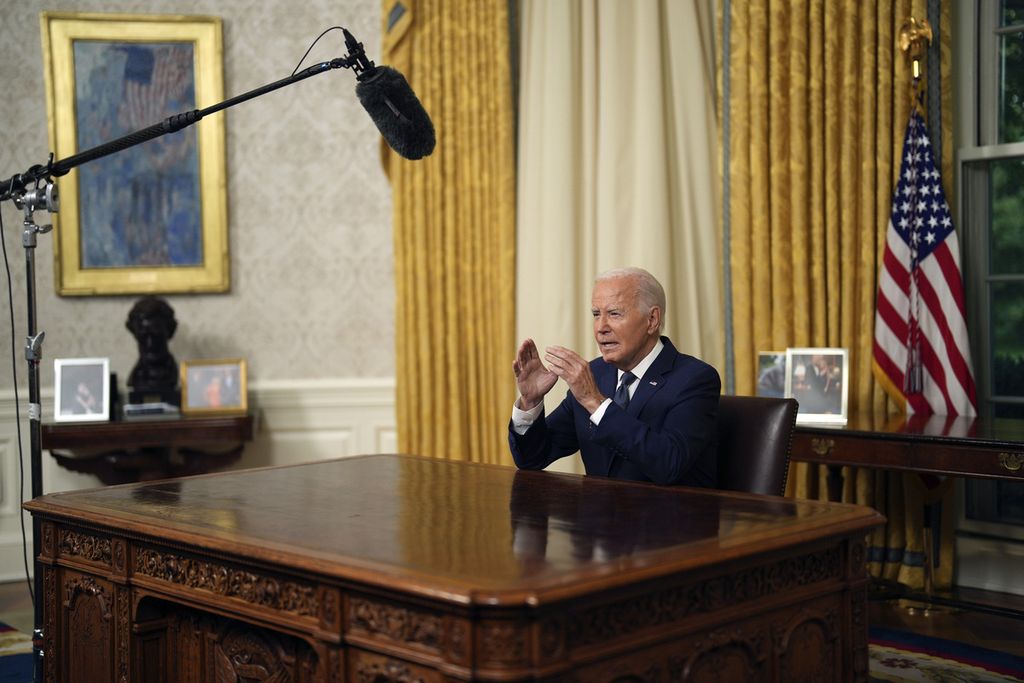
[25,453,882,606]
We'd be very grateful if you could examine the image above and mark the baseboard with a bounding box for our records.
[955,533,1024,597]
[0,534,33,585]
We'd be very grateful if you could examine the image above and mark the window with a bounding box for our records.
[956,3,1024,581]
[958,1,1024,419]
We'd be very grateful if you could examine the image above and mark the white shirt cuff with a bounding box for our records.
[589,398,612,426]
[511,400,544,435]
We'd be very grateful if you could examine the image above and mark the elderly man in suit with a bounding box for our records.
[509,267,721,486]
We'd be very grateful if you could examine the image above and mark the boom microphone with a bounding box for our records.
[356,66,436,160]
[342,29,436,160]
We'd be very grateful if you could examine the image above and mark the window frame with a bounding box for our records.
[956,1,1024,417]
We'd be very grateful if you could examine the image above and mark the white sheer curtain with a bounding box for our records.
[516,0,723,472]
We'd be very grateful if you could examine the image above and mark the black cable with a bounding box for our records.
[290,26,344,76]
[1,183,34,607]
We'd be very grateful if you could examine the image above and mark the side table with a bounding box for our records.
[41,413,255,485]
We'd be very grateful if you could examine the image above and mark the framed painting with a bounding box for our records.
[784,347,849,425]
[181,358,247,415]
[54,357,110,422]
[40,12,228,296]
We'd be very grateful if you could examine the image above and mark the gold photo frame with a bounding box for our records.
[181,358,247,415]
[40,12,228,296]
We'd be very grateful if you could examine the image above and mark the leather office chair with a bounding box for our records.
[716,395,799,496]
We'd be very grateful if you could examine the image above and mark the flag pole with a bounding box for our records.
[898,17,932,396]
[894,18,959,617]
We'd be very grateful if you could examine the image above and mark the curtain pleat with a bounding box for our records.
[384,0,516,464]
[724,0,955,589]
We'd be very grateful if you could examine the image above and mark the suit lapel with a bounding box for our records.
[627,339,677,416]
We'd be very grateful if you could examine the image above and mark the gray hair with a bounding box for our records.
[595,267,666,332]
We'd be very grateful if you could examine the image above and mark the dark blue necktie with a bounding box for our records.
[613,372,637,409]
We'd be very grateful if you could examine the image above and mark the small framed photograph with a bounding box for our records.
[180,359,247,415]
[54,358,110,422]
[784,348,849,424]
[756,351,787,398]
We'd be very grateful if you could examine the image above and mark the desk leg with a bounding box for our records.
[827,465,844,502]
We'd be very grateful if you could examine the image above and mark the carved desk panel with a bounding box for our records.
[26,454,883,682]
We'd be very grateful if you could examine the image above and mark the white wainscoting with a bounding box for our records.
[0,378,396,582]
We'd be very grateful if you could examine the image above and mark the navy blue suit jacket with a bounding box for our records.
[508,337,721,486]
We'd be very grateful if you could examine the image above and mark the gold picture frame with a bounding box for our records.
[40,12,228,296]
[180,358,247,415]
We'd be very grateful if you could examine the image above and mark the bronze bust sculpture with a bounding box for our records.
[126,296,179,404]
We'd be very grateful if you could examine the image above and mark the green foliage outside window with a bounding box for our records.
[990,5,1024,409]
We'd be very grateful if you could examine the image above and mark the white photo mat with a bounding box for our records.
[784,347,849,425]
[54,357,110,422]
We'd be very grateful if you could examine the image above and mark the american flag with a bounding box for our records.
[872,111,977,416]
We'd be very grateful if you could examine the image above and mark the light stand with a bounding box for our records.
[10,182,55,682]
[1,30,374,681]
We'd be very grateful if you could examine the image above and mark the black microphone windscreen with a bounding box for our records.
[355,66,436,160]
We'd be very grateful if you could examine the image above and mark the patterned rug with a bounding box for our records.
[0,622,30,683]
[870,626,1024,682]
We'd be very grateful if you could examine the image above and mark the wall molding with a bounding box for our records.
[0,378,396,582]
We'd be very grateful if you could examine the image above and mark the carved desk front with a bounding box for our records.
[25,454,883,682]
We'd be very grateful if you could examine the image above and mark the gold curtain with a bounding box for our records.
[382,0,517,464]
[724,0,955,589]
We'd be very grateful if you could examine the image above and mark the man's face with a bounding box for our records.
[591,277,660,371]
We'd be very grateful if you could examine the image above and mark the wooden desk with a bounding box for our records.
[25,454,882,682]
[792,412,1024,500]
[792,412,1024,617]
[41,414,254,485]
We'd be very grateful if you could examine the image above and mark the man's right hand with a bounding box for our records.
[513,338,558,410]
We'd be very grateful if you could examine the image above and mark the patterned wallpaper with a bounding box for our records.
[0,0,394,393]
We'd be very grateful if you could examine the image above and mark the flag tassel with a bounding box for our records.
[906,342,922,395]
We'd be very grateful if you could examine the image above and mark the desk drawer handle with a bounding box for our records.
[999,452,1024,473]
[811,438,834,456]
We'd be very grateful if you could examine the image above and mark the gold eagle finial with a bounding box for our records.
[899,17,933,80]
